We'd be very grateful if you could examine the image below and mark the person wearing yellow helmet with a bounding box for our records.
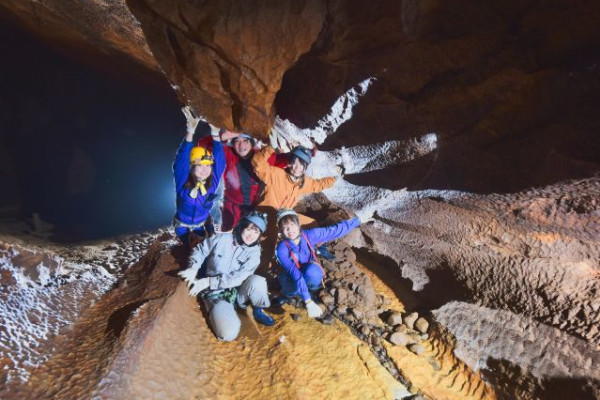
[173,107,226,247]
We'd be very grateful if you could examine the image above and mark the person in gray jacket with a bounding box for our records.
[178,211,275,341]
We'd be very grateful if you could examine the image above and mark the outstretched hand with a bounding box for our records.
[355,208,375,224]
[182,106,202,135]
[188,277,210,296]
[306,300,323,318]
[220,130,240,142]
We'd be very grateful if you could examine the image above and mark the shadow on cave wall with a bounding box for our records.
[482,358,600,400]
[275,1,600,195]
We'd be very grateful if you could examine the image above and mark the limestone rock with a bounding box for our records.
[387,312,403,326]
[414,317,429,334]
[407,343,426,356]
[404,312,419,330]
[388,332,413,347]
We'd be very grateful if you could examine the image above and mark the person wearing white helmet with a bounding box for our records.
[274,209,361,318]
[178,211,275,341]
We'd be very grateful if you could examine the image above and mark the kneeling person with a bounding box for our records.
[179,212,275,341]
[275,209,360,318]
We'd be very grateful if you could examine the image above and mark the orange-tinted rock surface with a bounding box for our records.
[1,1,600,399]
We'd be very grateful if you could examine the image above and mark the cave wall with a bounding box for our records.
[1,1,600,399]
[0,0,158,71]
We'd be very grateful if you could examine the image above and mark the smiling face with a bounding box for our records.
[289,157,306,178]
[281,220,301,241]
[233,137,253,158]
[193,164,212,181]
[241,223,261,245]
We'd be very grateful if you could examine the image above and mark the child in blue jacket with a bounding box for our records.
[275,209,361,318]
[173,107,226,246]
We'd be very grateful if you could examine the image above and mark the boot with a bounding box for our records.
[253,307,275,326]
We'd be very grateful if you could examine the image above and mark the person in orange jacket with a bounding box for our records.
[251,144,340,268]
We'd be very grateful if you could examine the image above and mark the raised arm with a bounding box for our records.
[174,106,202,192]
[210,136,226,188]
[251,146,276,182]
[276,242,311,302]
[300,176,337,194]
[173,140,193,193]
[306,217,360,244]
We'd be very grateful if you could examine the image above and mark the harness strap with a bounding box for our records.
[173,218,206,229]
[283,232,325,277]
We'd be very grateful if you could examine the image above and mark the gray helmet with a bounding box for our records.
[230,133,255,146]
[290,146,312,165]
[241,211,267,232]
[276,209,299,225]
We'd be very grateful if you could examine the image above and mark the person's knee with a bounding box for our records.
[241,274,267,293]
[303,263,323,288]
[210,302,241,342]
[240,275,270,307]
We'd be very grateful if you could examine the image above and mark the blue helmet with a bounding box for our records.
[290,146,312,165]
[241,211,267,233]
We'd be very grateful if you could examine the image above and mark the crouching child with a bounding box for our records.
[275,209,361,318]
[178,211,275,341]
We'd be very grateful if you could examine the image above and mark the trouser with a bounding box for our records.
[278,262,323,298]
[204,274,270,342]
[175,222,214,248]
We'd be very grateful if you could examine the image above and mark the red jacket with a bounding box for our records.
[198,138,287,206]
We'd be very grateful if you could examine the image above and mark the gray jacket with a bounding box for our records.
[189,233,261,291]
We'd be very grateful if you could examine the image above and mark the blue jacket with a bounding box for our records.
[276,217,360,301]
[173,139,226,225]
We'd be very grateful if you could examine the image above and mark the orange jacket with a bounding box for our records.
[251,146,336,211]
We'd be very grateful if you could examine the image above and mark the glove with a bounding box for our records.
[354,208,375,224]
[182,106,201,134]
[305,299,323,318]
[209,124,220,139]
[335,165,345,177]
[188,277,211,296]
[178,267,199,285]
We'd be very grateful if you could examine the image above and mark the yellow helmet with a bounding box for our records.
[190,146,213,165]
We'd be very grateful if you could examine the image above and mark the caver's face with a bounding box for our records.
[193,164,212,181]
[281,220,300,241]
[241,223,261,245]
[233,137,253,158]
[290,158,306,178]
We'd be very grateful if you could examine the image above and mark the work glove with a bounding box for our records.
[182,106,202,134]
[305,299,323,318]
[188,277,211,297]
[178,267,199,286]
[354,208,375,224]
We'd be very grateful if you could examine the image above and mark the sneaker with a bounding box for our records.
[316,244,335,260]
[253,307,275,326]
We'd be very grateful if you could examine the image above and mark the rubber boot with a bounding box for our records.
[253,307,275,326]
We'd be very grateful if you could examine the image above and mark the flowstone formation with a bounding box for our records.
[1,1,600,399]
